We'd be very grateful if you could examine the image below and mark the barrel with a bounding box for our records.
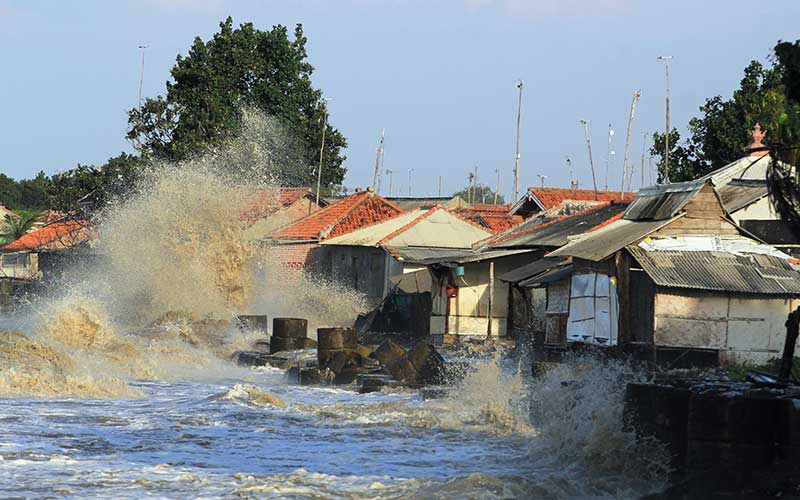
[236,315,269,335]
[273,318,308,339]
[270,336,305,354]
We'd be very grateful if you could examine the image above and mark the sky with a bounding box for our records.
[1,0,799,201]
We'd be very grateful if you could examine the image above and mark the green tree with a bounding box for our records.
[48,153,142,214]
[127,17,346,188]
[0,214,36,244]
[453,183,505,204]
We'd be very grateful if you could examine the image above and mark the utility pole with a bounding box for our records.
[621,90,641,196]
[386,169,394,196]
[467,171,475,204]
[438,176,442,197]
[474,165,478,201]
[605,124,614,191]
[315,98,331,207]
[580,120,599,196]
[658,55,673,183]
[513,80,524,201]
[494,169,500,204]
[137,44,149,106]
[640,132,648,188]
[407,168,414,196]
[372,129,385,191]
[649,156,654,185]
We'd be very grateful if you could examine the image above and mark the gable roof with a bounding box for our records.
[241,187,327,225]
[271,191,403,241]
[321,206,493,249]
[385,195,468,211]
[2,220,92,252]
[487,203,628,249]
[452,204,524,234]
[509,187,634,218]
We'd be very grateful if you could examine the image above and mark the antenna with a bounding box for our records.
[537,174,548,188]
[579,119,598,196]
[621,90,641,196]
[494,168,500,204]
[372,129,385,191]
[657,55,673,183]
[385,169,394,196]
[640,132,648,188]
[513,79,524,201]
[605,124,615,191]
[566,156,576,189]
[137,44,149,106]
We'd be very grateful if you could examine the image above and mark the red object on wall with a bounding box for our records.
[445,284,459,298]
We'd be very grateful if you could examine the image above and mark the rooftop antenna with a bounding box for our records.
[385,169,394,196]
[657,55,673,183]
[579,119,599,196]
[513,79,524,201]
[372,128,385,192]
[467,171,475,204]
[621,89,642,196]
[494,168,500,204]
[566,156,576,189]
[137,44,149,106]
[605,124,615,191]
[407,168,414,196]
[640,132,648,188]
[537,174,548,188]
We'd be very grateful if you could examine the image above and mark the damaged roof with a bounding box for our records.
[628,245,800,295]
[509,187,634,218]
[497,256,567,282]
[624,180,705,221]
[716,179,769,213]
[488,203,628,249]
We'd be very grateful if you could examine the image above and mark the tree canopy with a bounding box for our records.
[127,17,347,189]
[651,40,800,181]
[453,183,505,204]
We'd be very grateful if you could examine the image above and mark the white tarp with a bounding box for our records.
[566,272,618,346]
[638,236,790,260]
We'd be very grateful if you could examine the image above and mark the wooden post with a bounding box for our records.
[487,261,495,338]
[780,306,800,379]
[615,251,630,345]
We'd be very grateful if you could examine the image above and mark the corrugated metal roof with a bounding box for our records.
[716,179,768,213]
[520,264,573,288]
[320,210,425,246]
[547,217,678,262]
[490,203,627,249]
[701,154,771,185]
[497,256,567,282]
[628,245,800,295]
[385,246,472,263]
[418,248,533,266]
[624,180,704,221]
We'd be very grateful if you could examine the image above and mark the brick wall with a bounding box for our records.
[266,242,319,284]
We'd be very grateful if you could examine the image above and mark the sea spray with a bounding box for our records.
[528,353,670,483]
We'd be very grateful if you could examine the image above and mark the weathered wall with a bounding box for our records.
[316,245,391,305]
[0,251,37,279]
[266,242,319,284]
[653,290,797,363]
[544,278,570,345]
[729,196,777,222]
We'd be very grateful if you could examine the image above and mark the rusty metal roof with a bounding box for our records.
[623,180,705,221]
[628,245,800,295]
[547,217,678,262]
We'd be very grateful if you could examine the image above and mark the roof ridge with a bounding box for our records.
[318,192,372,239]
[271,192,365,239]
[377,205,441,246]
[446,206,499,233]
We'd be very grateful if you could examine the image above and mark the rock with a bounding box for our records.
[334,367,360,385]
[371,339,407,367]
[300,367,324,385]
[302,338,318,349]
[233,350,271,367]
[317,327,357,350]
[272,318,308,339]
[355,344,374,358]
[251,339,271,353]
[285,366,301,383]
[386,357,420,385]
[407,342,446,384]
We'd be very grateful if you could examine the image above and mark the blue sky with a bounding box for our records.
[1,0,799,200]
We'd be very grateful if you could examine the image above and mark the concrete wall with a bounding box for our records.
[653,290,798,364]
[730,196,777,222]
[316,245,392,305]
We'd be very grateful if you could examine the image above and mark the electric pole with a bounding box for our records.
[372,129,385,191]
[640,132,648,188]
[580,119,599,196]
[467,171,475,204]
[438,176,442,197]
[621,90,641,196]
[408,168,414,196]
[566,156,576,189]
[658,55,673,183]
[315,98,331,207]
[605,124,614,191]
[137,44,149,106]
[513,80,524,201]
[494,169,500,204]
[386,169,394,196]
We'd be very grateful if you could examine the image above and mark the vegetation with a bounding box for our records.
[453,183,505,204]
[651,40,800,181]
[0,214,36,245]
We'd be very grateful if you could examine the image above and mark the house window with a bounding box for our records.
[2,253,30,268]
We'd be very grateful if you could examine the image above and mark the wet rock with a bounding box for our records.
[407,342,446,384]
[358,373,398,393]
[233,350,271,367]
[251,339,271,353]
[371,339,407,367]
[355,344,374,358]
[302,338,318,349]
[285,366,301,383]
[270,336,305,354]
[299,367,324,385]
[317,327,357,350]
[272,318,308,339]
[385,357,420,385]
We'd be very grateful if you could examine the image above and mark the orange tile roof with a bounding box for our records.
[487,202,615,247]
[529,187,634,210]
[453,205,522,234]
[272,191,403,241]
[241,187,321,224]
[2,220,92,252]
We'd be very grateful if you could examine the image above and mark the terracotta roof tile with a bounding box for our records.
[2,220,92,252]
[272,191,403,241]
[529,187,634,210]
[241,187,322,224]
[453,205,523,234]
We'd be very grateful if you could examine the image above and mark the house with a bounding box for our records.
[318,206,493,306]
[545,179,800,365]
[267,188,403,282]
[242,187,328,241]
[508,187,635,219]
[0,219,93,281]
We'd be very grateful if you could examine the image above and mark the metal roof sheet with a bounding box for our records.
[520,264,573,288]
[624,180,704,221]
[628,245,800,295]
[701,154,771,185]
[490,203,627,249]
[385,246,474,263]
[547,217,678,262]
[497,256,567,282]
[716,179,768,213]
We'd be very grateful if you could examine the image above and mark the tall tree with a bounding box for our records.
[453,183,505,204]
[127,17,347,189]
